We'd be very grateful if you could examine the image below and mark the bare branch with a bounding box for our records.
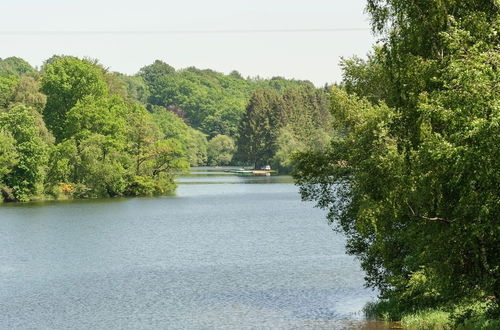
[406,202,450,224]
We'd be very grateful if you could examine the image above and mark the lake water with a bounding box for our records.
[0,168,386,329]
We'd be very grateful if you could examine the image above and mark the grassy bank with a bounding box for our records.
[364,300,500,329]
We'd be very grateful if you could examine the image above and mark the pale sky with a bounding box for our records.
[0,0,376,86]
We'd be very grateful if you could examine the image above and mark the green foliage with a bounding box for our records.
[0,55,200,201]
[236,86,331,170]
[8,75,47,113]
[236,89,284,168]
[138,61,315,138]
[0,105,48,201]
[366,300,500,329]
[0,130,19,183]
[77,133,128,197]
[273,126,305,171]
[0,57,36,78]
[64,95,128,142]
[0,75,18,108]
[364,300,401,322]
[187,128,208,166]
[143,68,248,137]
[0,54,333,202]
[126,106,189,190]
[400,309,450,329]
[340,47,391,104]
[293,0,500,324]
[125,175,158,196]
[45,138,79,189]
[41,56,108,141]
[41,99,188,199]
[207,134,235,166]
[151,106,208,166]
[105,72,149,104]
[273,125,331,173]
[139,60,175,86]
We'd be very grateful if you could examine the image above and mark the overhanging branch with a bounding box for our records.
[406,202,450,224]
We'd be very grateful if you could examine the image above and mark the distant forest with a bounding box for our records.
[0,56,331,201]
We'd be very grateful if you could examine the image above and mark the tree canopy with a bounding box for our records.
[294,0,500,323]
[1,54,325,201]
[41,56,108,141]
[236,86,331,170]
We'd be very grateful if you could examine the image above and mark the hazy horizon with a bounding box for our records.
[0,0,376,86]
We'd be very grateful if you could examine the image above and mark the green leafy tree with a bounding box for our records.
[0,75,18,108]
[236,86,331,171]
[41,56,108,141]
[340,47,391,104]
[0,57,36,77]
[0,130,18,184]
[45,138,79,192]
[151,106,208,166]
[64,95,128,144]
[76,133,128,197]
[272,125,330,173]
[105,72,149,104]
[126,106,188,195]
[187,128,208,166]
[138,61,315,138]
[139,60,175,86]
[294,0,500,320]
[236,89,284,168]
[207,134,235,166]
[6,76,54,145]
[8,75,47,113]
[0,105,48,201]
[127,106,162,176]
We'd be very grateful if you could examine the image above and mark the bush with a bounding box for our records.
[401,309,450,329]
[364,300,500,329]
[71,183,91,199]
[125,176,157,196]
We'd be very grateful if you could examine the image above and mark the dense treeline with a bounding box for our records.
[1,56,192,201]
[1,55,328,201]
[294,0,499,327]
[236,87,331,171]
[139,60,315,137]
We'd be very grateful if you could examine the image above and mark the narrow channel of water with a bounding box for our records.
[0,168,387,329]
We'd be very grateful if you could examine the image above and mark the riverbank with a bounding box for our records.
[0,178,178,203]
[364,300,500,329]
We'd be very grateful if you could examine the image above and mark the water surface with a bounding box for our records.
[0,168,383,329]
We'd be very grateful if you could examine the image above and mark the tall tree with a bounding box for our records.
[207,134,235,166]
[0,105,48,201]
[41,56,108,141]
[64,95,128,144]
[139,60,175,86]
[0,130,18,186]
[126,106,188,195]
[294,0,500,317]
[236,89,284,168]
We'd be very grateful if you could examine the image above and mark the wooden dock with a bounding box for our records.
[227,169,277,176]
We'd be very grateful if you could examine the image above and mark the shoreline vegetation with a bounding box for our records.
[364,300,500,329]
[0,56,331,203]
[292,0,499,329]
